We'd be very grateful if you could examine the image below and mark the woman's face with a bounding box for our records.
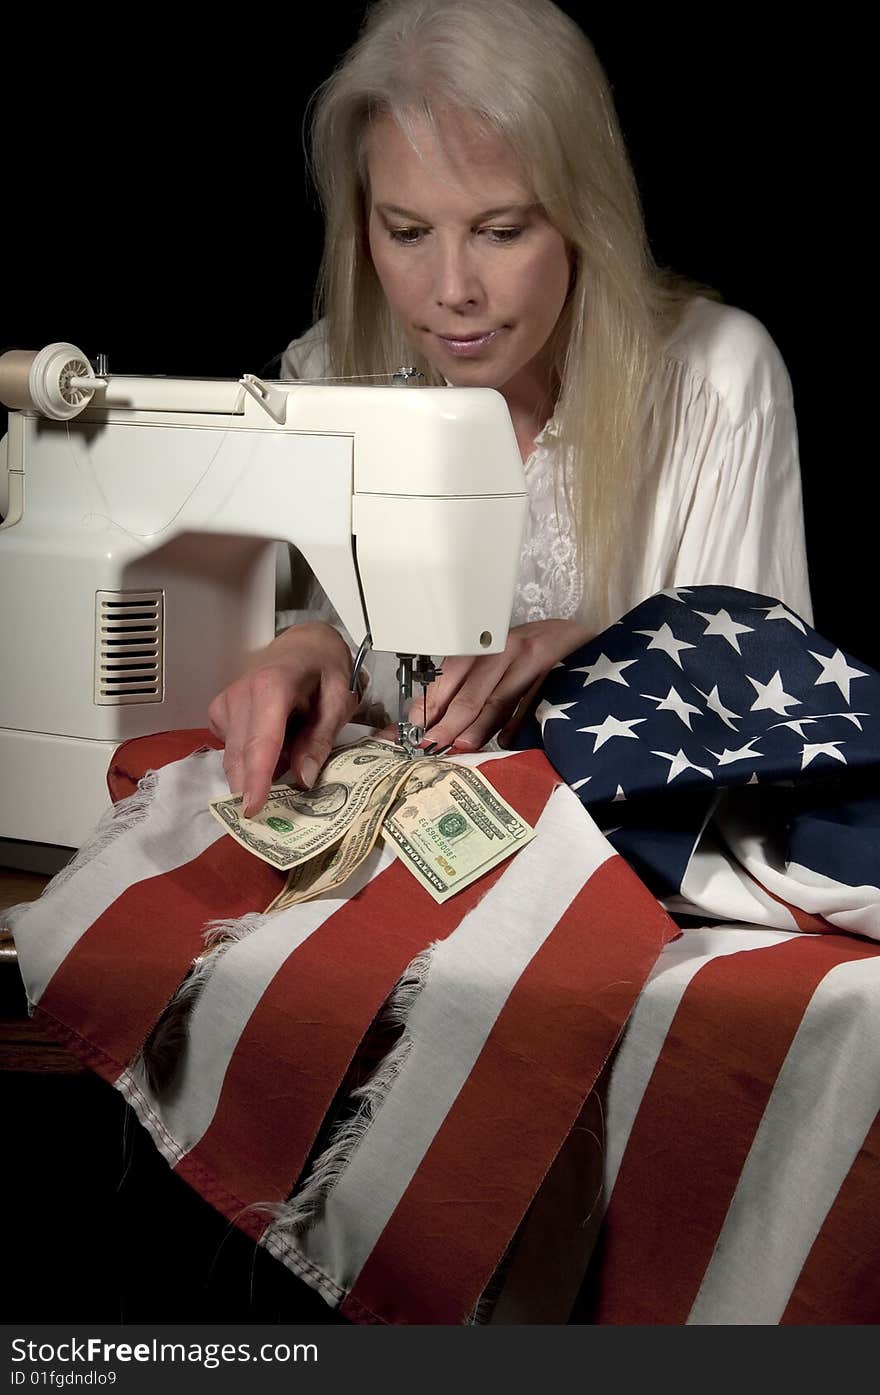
[365,111,572,401]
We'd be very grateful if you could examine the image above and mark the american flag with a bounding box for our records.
[9,586,880,1324]
[527,584,880,932]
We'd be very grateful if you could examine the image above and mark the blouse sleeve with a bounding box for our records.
[637,303,814,628]
[279,320,330,383]
[670,395,814,624]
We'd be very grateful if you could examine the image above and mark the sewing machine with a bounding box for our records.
[0,342,527,858]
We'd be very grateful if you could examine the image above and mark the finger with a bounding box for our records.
[438,653,548,752]
[288,676,359,789]
[449,691,520,752]
[272,735,295,782]
[420,654,515,750]
[418,656,474,730]
[373,669,462,745]
[209,688,256,799]
[233,689,297,815]
[375,683,443,745]
[496,673,545,748]
[206,693,228,741]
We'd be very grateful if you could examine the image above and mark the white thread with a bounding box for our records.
[202,910,275,948]
[63,370,403,543]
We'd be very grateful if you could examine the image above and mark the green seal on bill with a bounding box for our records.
[437,811,468,839]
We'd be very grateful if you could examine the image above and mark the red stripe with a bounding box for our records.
[781,1110,880,1324]
[785,904,834,933]
[41,835,284,1071]
[342,855,677,1325]
[181,750,561,1211]
[107,729,221,802]
[579,933,880,1324]
[741,864,831,933]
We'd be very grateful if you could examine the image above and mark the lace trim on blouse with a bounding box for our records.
[510,420,583,626]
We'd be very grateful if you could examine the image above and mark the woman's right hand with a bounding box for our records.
[207,621,360,816]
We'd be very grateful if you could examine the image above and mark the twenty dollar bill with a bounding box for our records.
[382,759,535,903]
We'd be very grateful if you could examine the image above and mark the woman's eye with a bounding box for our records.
[386,226,524,245]
[388,227,425,244]
[483,227,524,243]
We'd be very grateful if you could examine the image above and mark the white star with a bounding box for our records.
[570,776,592,791]
[651,749,714,784]
[657,587,694,603]
[571,653,638,688]
[634,623,697,669]
[535,700,576,729]
[767,717,819,738]
[693,607,754,654]
[767,712,869,737]
[747,670,801,715]
[800,741,848,770]
[642,686,703,730]
[693,684,741,731]
[828,711,869,729]
[577,714,646,751]
[753,603,807,634]
[809,648,869,703]
[706,738,766,766]
[613,785,627,802]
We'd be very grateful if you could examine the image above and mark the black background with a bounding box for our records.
[0,8,873,1334]
[3,7,870,665]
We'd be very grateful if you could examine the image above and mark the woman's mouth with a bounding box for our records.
[434,329,500,357]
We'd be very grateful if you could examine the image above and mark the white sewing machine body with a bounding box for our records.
[0,366,527,853]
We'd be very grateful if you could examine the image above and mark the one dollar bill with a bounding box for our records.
[207,738,409,871]
[210,736,536,909]
[265,757,418,912]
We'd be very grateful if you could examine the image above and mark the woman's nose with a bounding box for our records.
[433,241,484,310]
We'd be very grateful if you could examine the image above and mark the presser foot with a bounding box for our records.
[395,654,443,758]
[395,728,450,758]
[396,720,426,757]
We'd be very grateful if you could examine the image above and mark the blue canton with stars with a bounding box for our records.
[518,586,880,898]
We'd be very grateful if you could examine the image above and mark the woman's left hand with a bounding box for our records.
[378,618,593,752]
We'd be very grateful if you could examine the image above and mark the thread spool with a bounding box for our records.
[0,342,100,420]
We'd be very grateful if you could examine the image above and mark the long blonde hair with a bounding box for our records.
[307,0,721,630]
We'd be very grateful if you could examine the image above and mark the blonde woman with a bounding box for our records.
[209,0,811,815]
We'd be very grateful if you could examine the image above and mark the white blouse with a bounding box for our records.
[277,296,813,723]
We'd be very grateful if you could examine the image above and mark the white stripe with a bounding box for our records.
[450,748,518,768]
[13,751,229,1003]
[603,925,798,1202]
[134,842,398,1154]
[716,798,880,939]
[481,925,800,1324]
[687,954,880,1324]
[674,833,799,930]
[116,1067,188,1167]
[287,783,614,1292]
[782,861,880,940]
[149,750,520,1150]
